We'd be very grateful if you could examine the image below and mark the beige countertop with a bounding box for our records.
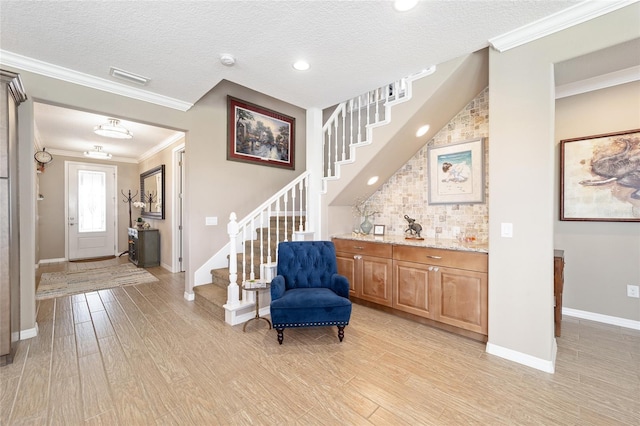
[332,233,488,254]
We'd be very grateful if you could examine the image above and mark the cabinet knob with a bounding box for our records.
[428,266,433,271]
[433,267,439,272]
[354,255,362,260]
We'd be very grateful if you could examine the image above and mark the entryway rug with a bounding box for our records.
[36,262,159,300]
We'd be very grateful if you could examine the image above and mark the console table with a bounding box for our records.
[128,228,160,267]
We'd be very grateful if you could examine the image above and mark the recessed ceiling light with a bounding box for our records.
[394,0,418,12]
[367,176,379,186]
[416,124,430,137]
[293,60,310,71]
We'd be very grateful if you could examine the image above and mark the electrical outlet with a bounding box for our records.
[627,285,640,298]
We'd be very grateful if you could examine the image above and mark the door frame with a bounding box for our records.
[64,160,118,260]
[172,143,185,272]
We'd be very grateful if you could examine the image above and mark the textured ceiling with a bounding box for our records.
[0,0,583,110]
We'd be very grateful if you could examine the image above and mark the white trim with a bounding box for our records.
[486,342,556,374]
[39,257,67,265]
[563,307,640,330]
[139,133,185,163]
[172,143,186,274]
[489,1,636,52]
[184,291,195,301]
[47,148,138,164]
[555,65,640,99]
[0,50,193,112]
[20,322,39,340]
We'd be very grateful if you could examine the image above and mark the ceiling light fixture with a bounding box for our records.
[94,118,133,139]
[84,145,112,160]
[109,67,150,86]
[394,0,418,12]
[367,176,379,186]
[220,54,236,66]
[416,124,430,137]
[293,60,310,71]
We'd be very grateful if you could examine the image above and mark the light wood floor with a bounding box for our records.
[2,261,639,425]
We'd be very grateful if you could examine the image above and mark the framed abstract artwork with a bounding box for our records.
[227,96,295,170]
[427,138,485,204]
[560,129,640,222]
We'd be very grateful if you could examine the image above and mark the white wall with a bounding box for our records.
[488,3,639,371]
[555,81,640,322]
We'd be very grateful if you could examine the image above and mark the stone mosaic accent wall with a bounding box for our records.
[362,87,489,241]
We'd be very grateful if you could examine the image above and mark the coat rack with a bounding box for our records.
[121,189,139,228]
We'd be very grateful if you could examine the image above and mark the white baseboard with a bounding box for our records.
[184,291,195,301]
[486,341,556,374]
[20,322,39,340]
[563,307,640,330]
[39,257,67,265]
[161,262,173,272]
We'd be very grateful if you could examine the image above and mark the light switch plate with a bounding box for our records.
[205,216,218,226]
[501,223,513,238]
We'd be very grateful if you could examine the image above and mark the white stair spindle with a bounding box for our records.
[226,212,240,307]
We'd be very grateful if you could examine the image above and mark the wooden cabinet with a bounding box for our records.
[128,228,160,268]
[393,245,488,336]
[334,239,393,307]
[333,237,488,340]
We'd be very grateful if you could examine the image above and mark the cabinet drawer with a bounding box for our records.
[332,239,392,258]
[393,245,487,273]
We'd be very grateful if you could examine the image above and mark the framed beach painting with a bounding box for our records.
[560,129,640,222]
[427,138,485,204]
[227,96,295,170]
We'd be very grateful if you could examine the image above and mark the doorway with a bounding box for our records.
[66,161,117,260]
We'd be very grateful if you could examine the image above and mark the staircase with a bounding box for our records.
[193,51,489,325]
[194,215,304,315]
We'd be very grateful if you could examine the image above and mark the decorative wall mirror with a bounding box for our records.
[140,164,165,219]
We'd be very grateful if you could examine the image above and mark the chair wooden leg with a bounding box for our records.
[276,328,284,345]
[337,325,345,342]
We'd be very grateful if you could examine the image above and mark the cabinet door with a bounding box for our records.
[360,255,393,307]
[336,251,357,296]
[435,267,487,334]
[393,260,434,318]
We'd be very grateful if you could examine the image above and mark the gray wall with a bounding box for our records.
[11,70,306,333]
[37,156,139,259]
[488,3,638,367]
[555,81,640,322]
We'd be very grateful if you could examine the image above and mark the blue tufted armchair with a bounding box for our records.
[270,241,352,344]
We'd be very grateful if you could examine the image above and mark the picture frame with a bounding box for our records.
[227,96,295,170]
[560,129,640,222]
[373,224,385,236]
[427,138,485,204]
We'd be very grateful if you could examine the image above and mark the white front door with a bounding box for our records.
[67,162,117,260]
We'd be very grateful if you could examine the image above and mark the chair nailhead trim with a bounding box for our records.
[274,321,349,328]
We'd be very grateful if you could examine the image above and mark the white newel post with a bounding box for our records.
[225,212,240,307]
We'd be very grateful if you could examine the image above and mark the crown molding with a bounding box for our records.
[0,50,193,112]
[556,65,640,99]
[138,132,186,162]
[46,148,138,164]
[489,0,637,52]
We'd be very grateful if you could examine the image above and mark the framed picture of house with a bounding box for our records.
[227,96,295,170]
[427,138,485,204]
[560,129,640,222]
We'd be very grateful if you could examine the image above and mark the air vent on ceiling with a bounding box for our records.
[109,67,151,86]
